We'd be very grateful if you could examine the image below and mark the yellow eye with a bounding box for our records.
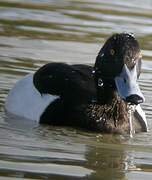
[110,49,115,56]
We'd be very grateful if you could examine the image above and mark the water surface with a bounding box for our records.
[0,0,152,179]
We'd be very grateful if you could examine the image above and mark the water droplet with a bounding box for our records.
[96,119,100,122]
[129,33,135,37]
[98,78,103,87]
[102,118,106,122]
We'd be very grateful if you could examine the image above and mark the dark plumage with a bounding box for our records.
[33,33,147,134]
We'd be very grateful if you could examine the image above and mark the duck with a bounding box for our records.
[5,33,148,134]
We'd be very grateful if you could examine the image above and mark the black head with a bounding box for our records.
[95,33,141,79]
[94,33,144,105]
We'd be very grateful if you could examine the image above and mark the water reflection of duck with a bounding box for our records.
[5,33,148,134]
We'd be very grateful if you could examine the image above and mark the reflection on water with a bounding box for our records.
[0,0,152,179]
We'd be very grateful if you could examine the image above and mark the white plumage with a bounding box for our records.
[5,74,59,121]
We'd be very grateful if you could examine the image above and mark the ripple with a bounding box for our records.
[0,160,93,177]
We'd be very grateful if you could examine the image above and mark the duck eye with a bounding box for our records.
[110,49,115,56]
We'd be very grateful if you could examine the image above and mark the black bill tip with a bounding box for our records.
[126,94,144,105]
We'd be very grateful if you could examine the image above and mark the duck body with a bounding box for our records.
[5,63,97,122]
[5,62,147,134]
[5,33,148,134]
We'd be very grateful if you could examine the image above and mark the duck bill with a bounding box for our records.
[114,64,145,105]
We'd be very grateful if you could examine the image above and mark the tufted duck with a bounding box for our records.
[5,33,148,134]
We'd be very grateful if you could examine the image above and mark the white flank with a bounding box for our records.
[5,74,59,122]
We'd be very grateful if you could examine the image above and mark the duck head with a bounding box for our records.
[94,33,144,105]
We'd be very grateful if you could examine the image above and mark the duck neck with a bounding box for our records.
[96,78,116,105]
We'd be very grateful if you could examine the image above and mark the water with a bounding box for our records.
[0,0,152,179]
